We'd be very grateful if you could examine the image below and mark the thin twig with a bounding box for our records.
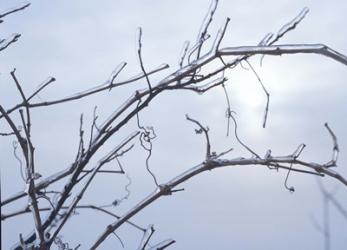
[137,27,152,92]
[0,3,30,19]
[244,60,270,128]
[0,34,21,52]
[186,114,211,159]
[324,123,339,167]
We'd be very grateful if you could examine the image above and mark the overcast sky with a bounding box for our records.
[1,0,347,249]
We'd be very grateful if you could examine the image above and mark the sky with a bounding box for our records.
[1,0,347,249]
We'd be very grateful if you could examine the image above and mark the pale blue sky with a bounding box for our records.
[1,1,347,249]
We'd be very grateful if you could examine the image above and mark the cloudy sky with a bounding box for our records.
[1,0,347,249]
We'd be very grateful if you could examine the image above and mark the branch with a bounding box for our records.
[90,145,347,249]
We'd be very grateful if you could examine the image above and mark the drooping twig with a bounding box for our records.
[112,232,125,248]
[221,83,231,136]
[12,141,26,182]
[283,143,306,192]
[136,99,159,187]
[244,60,270,128]
[229,113,260,158]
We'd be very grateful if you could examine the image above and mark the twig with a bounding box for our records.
[147,239,176,250]
[179,41,190,68]
[213,17,230,53]
[195,0,219,59]
[0,3,30,19]
[186,114,211,159]
[27,77,56,102]
[0,131,15,136]
[229,113,260,158]
[244,60,270,128]
[108,62,127,91]
[137,27,152,92]
[112,232,125,248]
[0,34,21,52]
[221,83,231,136]
[324,123,339,167]
[137,225,155,250]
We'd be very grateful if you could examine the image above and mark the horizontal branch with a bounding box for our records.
[219,44,347,66]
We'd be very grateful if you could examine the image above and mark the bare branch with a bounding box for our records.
[219,44,347,66]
